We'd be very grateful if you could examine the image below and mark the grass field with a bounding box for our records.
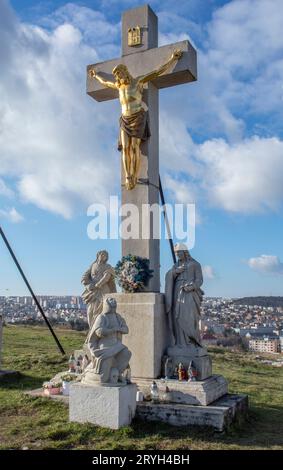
[0,325,282,450]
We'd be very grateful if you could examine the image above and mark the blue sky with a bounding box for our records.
[1,0,283,297]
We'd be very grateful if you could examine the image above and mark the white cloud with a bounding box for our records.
[156,1,283,215]
[159,0,283,140]
[164,175,197,204]
[247,255,283,275]
[203,0,283,123]
[203,265,216,280]
[162,134,283,214]
[207,0,283,73]
[42,3,120,58]
[163,174,202,224]
[0,178,14,198]
[196,136,283,213]
[0,207,24,223]
[1,0,283,220]
[0,1,119,219]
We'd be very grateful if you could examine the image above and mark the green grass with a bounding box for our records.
[0,325,283,450]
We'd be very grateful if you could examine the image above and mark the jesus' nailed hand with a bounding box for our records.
[88,49,183,190]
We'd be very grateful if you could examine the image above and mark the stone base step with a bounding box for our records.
[136,393,248,431]
[26,387,248,432]
[135,374,228,405]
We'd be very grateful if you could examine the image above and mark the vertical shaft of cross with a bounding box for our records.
[121,5,160,292]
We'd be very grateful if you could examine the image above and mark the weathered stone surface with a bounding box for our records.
[136,394,249,431]
[69,382,137,429]
[110,293,168,378]
[28,388,248,431]
[168,344,208,358]
[167,345,212,380]
[122,4,157,57]
[135,374,228,406]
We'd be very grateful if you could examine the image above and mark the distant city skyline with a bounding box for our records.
[2,295,282,355]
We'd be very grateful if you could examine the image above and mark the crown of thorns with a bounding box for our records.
[112,64,129,75]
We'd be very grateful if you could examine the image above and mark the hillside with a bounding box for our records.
[233,296,283,308]
[0,325,283,450]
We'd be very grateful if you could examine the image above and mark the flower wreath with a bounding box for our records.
[115,255,154,293]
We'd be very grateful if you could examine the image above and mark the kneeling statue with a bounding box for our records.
[81,297,131,386]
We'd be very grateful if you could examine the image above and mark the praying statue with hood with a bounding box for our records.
[82,297,131,385]
[165,243,204,348]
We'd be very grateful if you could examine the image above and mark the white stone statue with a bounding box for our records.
[81,297,131,386]
[81,250,116,345]
[165,243,204,348]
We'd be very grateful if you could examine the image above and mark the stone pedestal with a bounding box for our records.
[111,293,168,378]
[69,382,137,429]
[167,345,212,380]
[136,375,228,406]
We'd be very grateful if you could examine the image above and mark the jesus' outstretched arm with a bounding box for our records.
[138,49,182,85]
[89,68,117,89]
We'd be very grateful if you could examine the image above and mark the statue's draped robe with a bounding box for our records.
[89,312,129,374]
[165,257,204,347]
[81,262,116,342]
[118,108,151,151]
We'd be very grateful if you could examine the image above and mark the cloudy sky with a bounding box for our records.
[0,0,283,297]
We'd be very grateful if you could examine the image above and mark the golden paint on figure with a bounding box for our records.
[89,50,182,190]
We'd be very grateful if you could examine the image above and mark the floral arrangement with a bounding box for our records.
[43,381,62,389]
[43,381,62,396]
[61,373,77,383]
[115,255,153,293]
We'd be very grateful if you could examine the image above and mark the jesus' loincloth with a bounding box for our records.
[118,108,151,151]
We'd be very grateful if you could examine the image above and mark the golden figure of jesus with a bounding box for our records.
[89,50,182,190]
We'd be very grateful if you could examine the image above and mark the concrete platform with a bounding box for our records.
[135,374,228,405]
[25,388,248,432]
[136,394,248,431]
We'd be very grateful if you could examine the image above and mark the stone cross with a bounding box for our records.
[87,4,197,292]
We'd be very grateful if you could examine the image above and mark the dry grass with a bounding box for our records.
[0,325,282,450]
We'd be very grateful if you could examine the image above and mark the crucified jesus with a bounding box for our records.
[89,49,182,190]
